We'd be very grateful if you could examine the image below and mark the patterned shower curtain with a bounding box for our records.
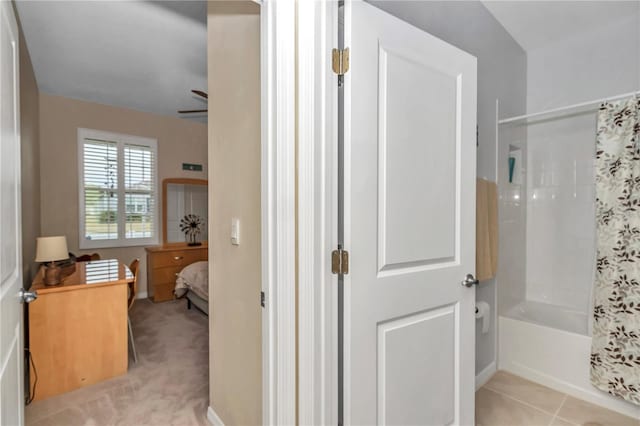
[591,96,640,405]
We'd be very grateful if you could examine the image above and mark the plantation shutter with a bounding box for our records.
[82,138,119,241]
[124,143,156,239]
[79,129,158,248]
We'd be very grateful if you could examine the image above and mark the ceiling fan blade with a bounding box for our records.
[178,109,208,114]
[191,89,208,99]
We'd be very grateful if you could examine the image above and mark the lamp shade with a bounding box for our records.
[35,236,69,262]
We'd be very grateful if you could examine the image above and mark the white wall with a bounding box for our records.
[523,11,640,315]
[527,14,640,112]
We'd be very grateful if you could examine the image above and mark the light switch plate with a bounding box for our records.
[231,218,240,245]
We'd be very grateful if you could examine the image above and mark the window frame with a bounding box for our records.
[78,128,159,249]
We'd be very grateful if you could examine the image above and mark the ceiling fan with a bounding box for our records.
[178,89,208,114]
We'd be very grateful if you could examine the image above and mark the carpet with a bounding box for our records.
[26,299,209,426]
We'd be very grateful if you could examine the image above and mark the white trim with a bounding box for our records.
[475,361,496,391]
[343,2,354,423]
[261,0,297,425]
[493,99,500,377]
[135,291,148,300]
[206,406,225,426]
[297,1,339,425]
[77,127,159,249]
[297,1,317,420]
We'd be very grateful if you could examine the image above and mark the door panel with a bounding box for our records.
[378,44,459,271]
[344,2,477,424]
[0,2,24,425]
[378,305,455,425]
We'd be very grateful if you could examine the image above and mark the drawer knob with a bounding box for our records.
[174,256,184,261]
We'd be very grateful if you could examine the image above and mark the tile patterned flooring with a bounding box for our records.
[477,371,640,426]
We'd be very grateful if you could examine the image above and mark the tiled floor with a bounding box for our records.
[477,371,639,426]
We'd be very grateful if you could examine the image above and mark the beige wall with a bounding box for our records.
[17,5,41,288]
[38,94,208,295]
[208,2,262,424]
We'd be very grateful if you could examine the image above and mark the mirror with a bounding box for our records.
[163,178,208,245]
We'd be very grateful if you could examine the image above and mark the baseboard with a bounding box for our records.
[207,406,225,426]
[136,291,148,299]
[475,361,496,391]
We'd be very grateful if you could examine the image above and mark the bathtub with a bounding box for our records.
[505,300,588,335]
[498,301,640,419]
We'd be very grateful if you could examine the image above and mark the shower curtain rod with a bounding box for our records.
[498,89,640,125]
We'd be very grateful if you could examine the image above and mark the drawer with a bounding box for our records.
[152,281,175,303]
[151,266,183,284]
[150,250,206,268]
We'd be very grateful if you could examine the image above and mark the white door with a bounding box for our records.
[343,2,477,425]
[0,2,25,425]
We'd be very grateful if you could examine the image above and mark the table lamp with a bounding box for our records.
[35,236,69,286]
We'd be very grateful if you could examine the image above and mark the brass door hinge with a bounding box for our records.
[332,48,350,76]
[331,249,349,275]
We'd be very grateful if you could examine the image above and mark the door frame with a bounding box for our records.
[296,1,340,424]
[262,1,339,423]
[296,1,339,424]
[260,0,297,424]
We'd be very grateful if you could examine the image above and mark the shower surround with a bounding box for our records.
[496,114,640,418]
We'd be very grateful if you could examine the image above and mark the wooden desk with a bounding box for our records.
[29,259,132,401]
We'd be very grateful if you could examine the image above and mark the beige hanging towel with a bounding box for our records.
[476,178,498,282]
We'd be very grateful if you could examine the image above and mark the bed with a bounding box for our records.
[174,261,209,315]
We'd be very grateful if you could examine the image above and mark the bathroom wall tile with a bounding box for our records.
[498,220,527,313]
[575,164,595,186]
[498,125,528,315]
[524,117,596,316]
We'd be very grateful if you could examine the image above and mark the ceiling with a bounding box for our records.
[15,1,208,122]
[17,1,638,120]
[482,1,640,51]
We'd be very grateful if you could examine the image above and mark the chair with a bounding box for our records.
[127,259,140,364]
[76,253,101,262]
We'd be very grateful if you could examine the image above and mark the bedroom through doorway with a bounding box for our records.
[13,1,264,424]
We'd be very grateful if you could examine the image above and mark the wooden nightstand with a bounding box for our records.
[145,243,208,302]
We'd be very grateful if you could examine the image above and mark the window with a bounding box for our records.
[78,128,158,248]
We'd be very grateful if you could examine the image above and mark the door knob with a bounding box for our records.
[19,288,38,304]
[461,274,479,287]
